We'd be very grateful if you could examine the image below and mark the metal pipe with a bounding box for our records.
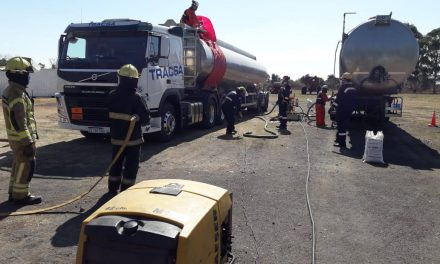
[333,40,341,77]
[342,12,356,43]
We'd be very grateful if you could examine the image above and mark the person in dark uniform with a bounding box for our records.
[333,72,357,148]
[278,76,292,130]
[108,64,150,193]
[221,87,246,136]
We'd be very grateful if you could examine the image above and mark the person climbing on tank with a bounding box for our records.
[277,76,292,130]
[333,72,357,148]
[181,0,200,28]
[315,85,329,127]
[221,87,246,137]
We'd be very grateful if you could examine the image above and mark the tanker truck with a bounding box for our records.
[55,19,269,141]
[338,13,419,124]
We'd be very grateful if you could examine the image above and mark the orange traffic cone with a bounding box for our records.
[429,111,438,127]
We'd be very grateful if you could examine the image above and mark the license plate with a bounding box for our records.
[87,127,105,134]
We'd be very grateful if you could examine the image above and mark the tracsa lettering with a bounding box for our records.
[149,66,183,80]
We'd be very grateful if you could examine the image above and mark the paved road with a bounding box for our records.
[0,100,439,263]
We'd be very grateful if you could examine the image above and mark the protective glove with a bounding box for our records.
[22,143,35,158]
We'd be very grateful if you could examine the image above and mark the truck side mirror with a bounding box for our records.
[58,34,66,61]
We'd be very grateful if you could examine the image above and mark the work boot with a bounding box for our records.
[11,194,42,205]
[333,142,347,148]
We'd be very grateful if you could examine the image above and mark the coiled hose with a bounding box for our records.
[243,103,279,139]
[0,116,137,217]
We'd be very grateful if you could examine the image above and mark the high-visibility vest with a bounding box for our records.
[1,82,37,144]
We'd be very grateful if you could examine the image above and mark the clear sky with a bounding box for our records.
[0,0,438,80]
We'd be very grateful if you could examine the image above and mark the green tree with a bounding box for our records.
[0,57,7,67]
[325,74,339,92]
[271,73,280,83]
[406,23,425,92]
[420,28,440,94]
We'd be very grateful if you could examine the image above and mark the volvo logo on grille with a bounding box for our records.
[91,74,98,81]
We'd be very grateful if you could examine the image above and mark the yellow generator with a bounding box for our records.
[76,179,233,264]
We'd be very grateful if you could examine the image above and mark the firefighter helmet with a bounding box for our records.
[4,57,34,74]
[236,86,246,95]
[341,72,352,81]
[118,64,139,79]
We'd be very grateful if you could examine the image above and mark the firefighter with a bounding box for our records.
[278,76,292,130]
[108,64,150,193]
[221,87,246,136]
[315,85,329,127]
[333,72,357,148]
[1,57,42,205]
[180,0,200,28]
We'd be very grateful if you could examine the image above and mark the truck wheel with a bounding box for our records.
[203,96,217,129]
[263,93,269,112]
[159,103,177,142]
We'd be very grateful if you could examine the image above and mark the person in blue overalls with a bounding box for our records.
[333,72,357,148]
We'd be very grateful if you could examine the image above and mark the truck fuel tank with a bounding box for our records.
[340,14,419,94]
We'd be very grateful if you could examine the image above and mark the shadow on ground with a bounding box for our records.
[339,120,440,170]
[0,122,239,178]
[51,193,114,248]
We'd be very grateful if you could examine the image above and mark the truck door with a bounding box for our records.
[146,34,170,110]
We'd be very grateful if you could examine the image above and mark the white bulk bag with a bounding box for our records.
[363,130,385,164]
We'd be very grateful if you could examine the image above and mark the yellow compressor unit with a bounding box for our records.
[76,179,233,264]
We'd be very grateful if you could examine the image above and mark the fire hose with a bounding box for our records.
[242,103,279,139]
[0,116,137,217]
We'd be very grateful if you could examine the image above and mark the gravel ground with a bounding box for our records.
[0,94,439,264]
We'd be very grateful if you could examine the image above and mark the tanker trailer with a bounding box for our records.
[339,13,419,124]
[56,19,269,141]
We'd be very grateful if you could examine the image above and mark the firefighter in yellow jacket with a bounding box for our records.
[1,57,42,205]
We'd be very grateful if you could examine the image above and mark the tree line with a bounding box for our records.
[407,25,439,94]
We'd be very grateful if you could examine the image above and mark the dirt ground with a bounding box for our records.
[0,93,439,263]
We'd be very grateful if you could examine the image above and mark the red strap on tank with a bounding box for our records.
[203,41,226,89]
[197,16,227,89]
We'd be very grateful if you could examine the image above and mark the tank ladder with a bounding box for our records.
[183,31,198,87]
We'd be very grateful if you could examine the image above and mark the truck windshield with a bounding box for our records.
[59,31,147,70]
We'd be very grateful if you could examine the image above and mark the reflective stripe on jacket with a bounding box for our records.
[108,88,150,146]
[1,81,37,145]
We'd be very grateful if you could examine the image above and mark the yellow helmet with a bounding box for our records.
[5,57,34,74]
[341,72,352,80]
[118,64,139,79]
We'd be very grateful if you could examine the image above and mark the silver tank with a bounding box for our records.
[197,39,269,89]
[340,15,419,94]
